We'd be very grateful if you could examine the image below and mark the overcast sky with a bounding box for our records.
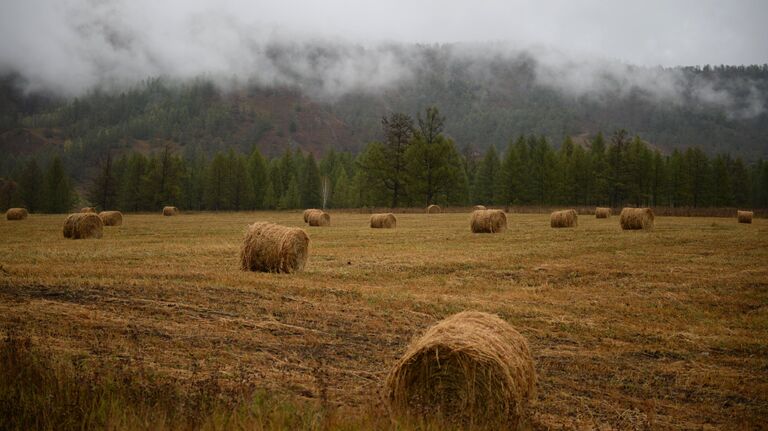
[1,0,767,95]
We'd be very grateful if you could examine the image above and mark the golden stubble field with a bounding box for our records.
[1,211,767,429]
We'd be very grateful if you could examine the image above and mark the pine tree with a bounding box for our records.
[472,145,502,205]
[228,150,254,210]
[205,152,229,210]
[43,156,76,213]
[300,153,322,208]
[120,153,149,211]
[332,166,352,208]
[248,148,268,209]
[590,133,610,205]
[87,153,119,210]
[18,159,43,212]
[279,176,300,209]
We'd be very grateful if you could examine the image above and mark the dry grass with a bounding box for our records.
[1,211,767,429]
[307,211,330,227]
[62,213,103,239]
[370,213,397,229]
[385,311,536,429]
[550,209,577,228]
[595,207,611,218]
[240,222,310,273]
[5,208,28,220]
[620,207,655,230]
[738,210,753,224]
[470,209,507,233]
[99,211,123,226]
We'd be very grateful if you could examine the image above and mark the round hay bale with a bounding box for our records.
[619,207,655,230]
[595,207,611,218]
[426,204,442,214]
[6,208,28,220]
[303,208,321,223]
[385,311,536,429]
[470,209,507,233]
[473,205,487,211]
[98,211,123,226]
[162,206,179,216]
[307,211,330,227]
[370,213,397,228]
[240,222,309,273]
[80,207,96,213]
[63,213,103,239]
[737,210,753,224]
[550,209,578,228]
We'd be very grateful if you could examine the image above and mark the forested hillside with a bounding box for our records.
[1,44,767,211]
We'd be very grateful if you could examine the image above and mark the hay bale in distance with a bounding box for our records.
[426,204,442,214]
[473,205,487,211]
[619,207,655,230]
[307,211,330,227]
[63,213,103,239]
[385,311,536,429]
[240,222,309,273]
[595,207,611,218]
[470,209,507,233]
[737,210,753,224]
[370,213,397,228]
[80,207,96,213]
[162,206,179,216]
[303,208,321,223]
[550,209,578,228]
[99,211,123,226]
[6,208,28,220]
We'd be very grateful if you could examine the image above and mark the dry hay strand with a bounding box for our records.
[98,211,123,226]
[6,208,28,220]
[307,211,331,227]
[385,311,536,429]
[162,206,179,216]
[550,209,578,228]
[427,204,442,214]
[303,208,321,223]
[63,213,103,239]
[737,210,753,224]
[470,209,507,233]
[240,222,309,273]
[619,207,655,230]
[370,213,397,228]
[473,205,487,211]
[595,207,612,218]
[80,207,96,213]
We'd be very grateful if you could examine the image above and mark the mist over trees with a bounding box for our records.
[2,106,767,213]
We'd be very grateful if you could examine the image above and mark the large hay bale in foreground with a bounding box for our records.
[385,311,536,429]
[737,210,753,224]
[595,207,611,218]
[162,206,179,216]
[550,209,578,228]
[6,208,28,220]
[307,211,330,227]
[303,209,321,223]
[473,205,487,211]
[63,213,103,239]
[426,204,442,214]
[240,222,309,273]
[370,213,397,228]
[619,207,655,230]
[470,209,507,233]
[98,211,123,226]
[80,207,96,213]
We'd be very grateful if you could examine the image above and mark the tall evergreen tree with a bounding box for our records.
[472,145,502,205]
[248,148,269,209]
[18,159,43,212]
[87,153,118,210]
[43,156,76,213]
[300,153,322,208]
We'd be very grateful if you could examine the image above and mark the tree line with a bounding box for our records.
[2,107,767,213]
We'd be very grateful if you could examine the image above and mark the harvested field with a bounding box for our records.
[0,212,766,429]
